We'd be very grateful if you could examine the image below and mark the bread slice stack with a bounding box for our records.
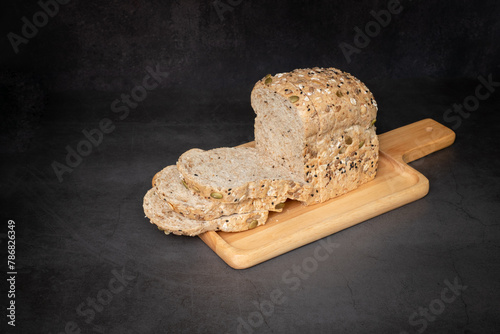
[143,67,379,236]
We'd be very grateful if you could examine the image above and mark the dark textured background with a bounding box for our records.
[1,1,500,333]
[2,0,500,91]
[2,0,500,152]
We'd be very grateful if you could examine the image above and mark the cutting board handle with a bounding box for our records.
[378,118,456,163]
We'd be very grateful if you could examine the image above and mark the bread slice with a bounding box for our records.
[177,146,314,204]
[153,165,287,220]
[143,189,269,236]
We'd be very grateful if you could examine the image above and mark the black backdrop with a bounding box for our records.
[2,0,500,153]
[2,0,500,91]
[1,1,500,333]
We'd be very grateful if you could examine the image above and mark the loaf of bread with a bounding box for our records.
[144,67,379,236]
[153,165,287,220]
[143,189,269,236]
[251,67,378,203]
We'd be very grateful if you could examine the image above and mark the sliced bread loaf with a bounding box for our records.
[177,146,314,204]
[145,66,380,238]
[153,165,287,220]
[251,67,379,203]
[143,189,269,236]
[282,67,379,201]
[174,67,379,206]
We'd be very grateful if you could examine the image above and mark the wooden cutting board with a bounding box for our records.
[199,119,455,269]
